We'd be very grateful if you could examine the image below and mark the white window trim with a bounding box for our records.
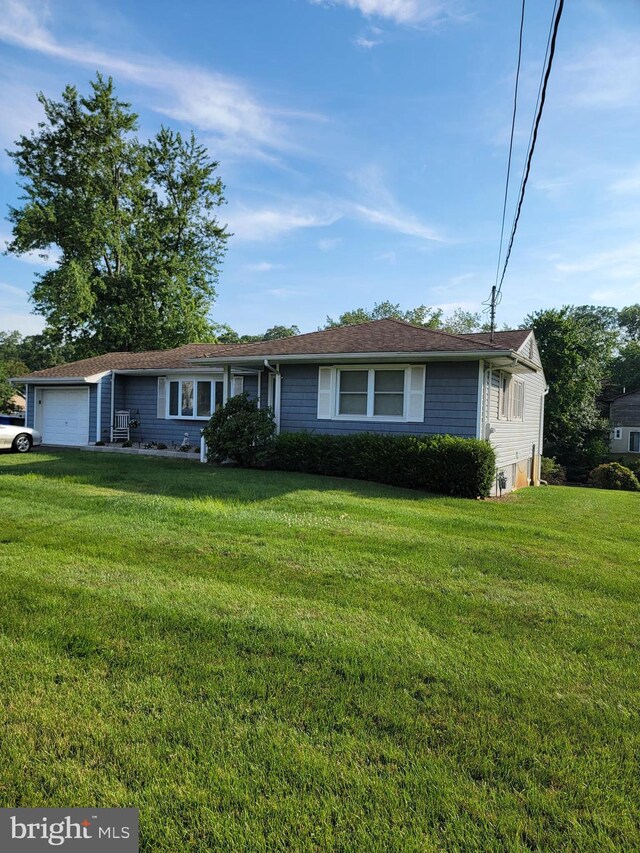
[629,431,640,453]
[497,371,524,422]
[612,427,622,441]
[329,365,415,422]
[166,376,225,421]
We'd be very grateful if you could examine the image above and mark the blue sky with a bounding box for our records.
[0,0,639,337]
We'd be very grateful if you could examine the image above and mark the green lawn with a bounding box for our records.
[0,450,639,851]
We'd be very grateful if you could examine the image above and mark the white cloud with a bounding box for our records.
[245,261,285,273]
[609,164,640,195]
[225,204,342,242]
[348,164,446,242]
[353,36,381,48]
[0,310,45,335]
[0,281,29,297]
[310,0,465,26]
[374,250,396,262]
[555,240,640,280]
[353,204,444,241]
[0,0,314,157]
[0,232,61,267]
[318,237,342,251]
[562,38,640,110]
[266,287,312,298]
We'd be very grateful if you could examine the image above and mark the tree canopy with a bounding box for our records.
[6,75,228,357]
[523,306,618,467]
[324,301,485,333]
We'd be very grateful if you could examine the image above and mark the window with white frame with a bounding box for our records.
[498,372,524,421]
[167,377,237,419]
[612,427,622,441]
[629,431,640,453]
[317,365,425,422]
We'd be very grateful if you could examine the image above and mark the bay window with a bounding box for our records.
[167,377,236,419]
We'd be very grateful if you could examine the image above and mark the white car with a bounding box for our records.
[0,423,42,453]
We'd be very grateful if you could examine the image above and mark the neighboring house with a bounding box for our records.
[12,319,546,492]
[609,389,640,454]
[0,391,26,426]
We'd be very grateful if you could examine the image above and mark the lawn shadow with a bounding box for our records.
[0,448,444,505]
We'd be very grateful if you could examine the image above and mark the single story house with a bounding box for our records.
[609,388,640,454]
[13,319,546,492]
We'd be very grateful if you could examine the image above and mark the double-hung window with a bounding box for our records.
[630,431,640,453]
[338,368,405,418]
[498,372,524,421]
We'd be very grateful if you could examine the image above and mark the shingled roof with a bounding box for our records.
[12,344,224,380]
[13,320,534,380]
[191,320,530,361]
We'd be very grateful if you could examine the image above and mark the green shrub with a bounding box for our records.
[156,443,167,450]
[122,440,133,448]
[267,432,495,499]
[589,462,640,492]
[95,440,105,446]
[202,394,276,467]
[541,456,566,485]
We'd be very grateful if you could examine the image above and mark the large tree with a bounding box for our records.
[524,306,618,467]
[6,75,228,356]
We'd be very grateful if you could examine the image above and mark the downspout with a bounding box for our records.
[537,384,549,483]
[264,359,281,434]
[222,365,230,405]
[96,378,102,443]
[110,370,116,442]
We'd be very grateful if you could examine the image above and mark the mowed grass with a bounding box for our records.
[0,450,639,851]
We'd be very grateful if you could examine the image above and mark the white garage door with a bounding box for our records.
[40,388,89,446]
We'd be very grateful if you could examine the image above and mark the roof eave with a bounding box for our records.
[188,348,518,366]
[11,371,110,384]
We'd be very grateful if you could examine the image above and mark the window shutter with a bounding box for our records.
[407,365,425,422]
[157,377,167,419]
[317,367,334,419]
[232,376,244,396]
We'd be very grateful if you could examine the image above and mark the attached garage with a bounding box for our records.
[35,387,90,446]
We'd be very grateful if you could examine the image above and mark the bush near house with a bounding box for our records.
[540,456,567,485]
[203,394,276,467]
[589,462,640,492]
[268,432,496,499]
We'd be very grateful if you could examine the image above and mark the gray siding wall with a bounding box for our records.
[610,426,640,455]
[88,385,97,441]
[611,391,640,450]
[113,373,259,447]
[278,362,479,437]
[26,385,35,428]
[485,365,546,491]
[99,374,112,442]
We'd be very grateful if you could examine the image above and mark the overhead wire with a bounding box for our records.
[493,0,527,293]
[495,0,565,298]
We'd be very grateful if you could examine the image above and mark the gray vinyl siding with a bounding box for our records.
[486,365,546,489]
[610,392,640,453]
[88,385,97,441]
[278,362,478,437]
[610,426,640,455]
[99,374,112,443]
[112,374,259,447]
[25,385,35,428]
[611,390,640,424]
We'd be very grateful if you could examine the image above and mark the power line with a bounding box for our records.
[496,0,565,298]
[494,0,526,292]
[486,0,565,339]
